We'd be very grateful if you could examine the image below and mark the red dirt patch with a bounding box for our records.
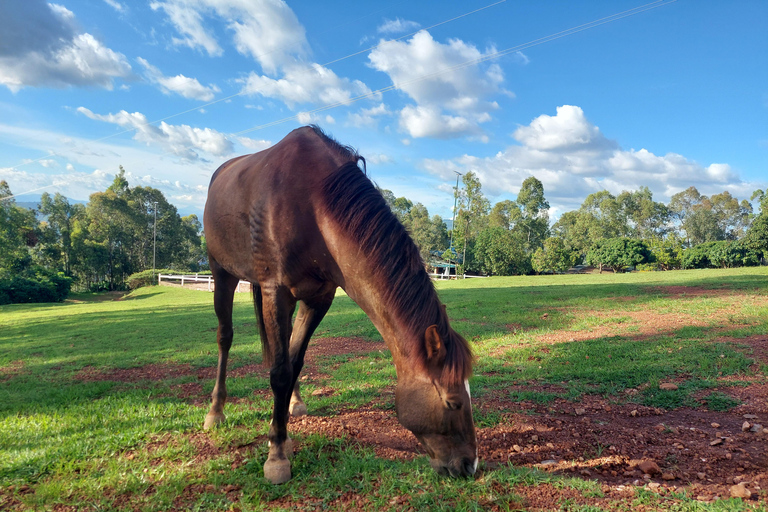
[57,329,768,508]
[0,360,24,382]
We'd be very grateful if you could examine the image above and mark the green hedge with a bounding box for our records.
[0,267,72,304]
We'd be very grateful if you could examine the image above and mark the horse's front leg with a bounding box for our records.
[261,285,297,484]
[204,265,239,429]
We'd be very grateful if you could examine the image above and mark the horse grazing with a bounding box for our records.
[203,126,476,484]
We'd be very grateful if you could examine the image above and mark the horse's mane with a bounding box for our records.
[320,157,472,386]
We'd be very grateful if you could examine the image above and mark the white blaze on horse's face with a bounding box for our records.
[395,375,477,478]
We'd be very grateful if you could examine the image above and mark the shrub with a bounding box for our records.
[586,238,653,273]
[681,241,760,269]
[0,267,72,304]
[126,269,177,289]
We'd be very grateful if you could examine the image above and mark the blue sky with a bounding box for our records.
[1,0,766,221]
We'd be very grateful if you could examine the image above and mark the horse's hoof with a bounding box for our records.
[203,412,225,430]
[264,457,291,484]
[289,401,307,417]
[284,437,294,459]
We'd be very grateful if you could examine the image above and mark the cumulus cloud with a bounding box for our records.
[240,63,375,109]
[0,1,131,91]
[422,105,757,212]
[137,57,220,101]
[368,30,506,139]
[151,0,308,74]
[77,107,234,161]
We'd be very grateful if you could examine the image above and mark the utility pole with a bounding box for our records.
[153,201,158,277]
[449,171,462,278]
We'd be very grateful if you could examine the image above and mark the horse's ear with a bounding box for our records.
[425,325,445,362]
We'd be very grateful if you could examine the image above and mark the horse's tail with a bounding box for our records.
[252,284,274,366]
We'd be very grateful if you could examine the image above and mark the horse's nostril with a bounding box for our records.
[462,457,477,476]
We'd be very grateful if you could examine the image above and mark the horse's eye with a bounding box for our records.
[444,399,462,411]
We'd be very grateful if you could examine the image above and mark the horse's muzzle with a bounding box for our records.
[430,456,478,477]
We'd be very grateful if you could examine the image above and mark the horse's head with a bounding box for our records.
[395,325,477,477]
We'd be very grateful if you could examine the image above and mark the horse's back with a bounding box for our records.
[204,127,354,295]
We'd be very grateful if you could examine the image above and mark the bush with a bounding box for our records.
[0,267,72,304]
[681,241,760,269]
[126,269,177,289]
[586,238,653,273]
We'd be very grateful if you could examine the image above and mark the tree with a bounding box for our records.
[403,203,448,262]
[0,181,38,275]
[586,238,653,273]
[474,226,530,276]
[668,187,752,246]
[744,189,768,260]
[38,192,85,275]
[515,176,550,250]
[647,237,684,270]
[380,188,413,224]
[617,187,670,239]
[531,237,578,274]
[453,171,490,273]
[488,200,521,230]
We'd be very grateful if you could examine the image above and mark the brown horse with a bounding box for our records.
[203,126,476,484]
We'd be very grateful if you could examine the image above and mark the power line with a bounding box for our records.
[7,0,506,174]
[3,0,677,201]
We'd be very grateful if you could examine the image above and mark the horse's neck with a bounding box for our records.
[336,254,418,369]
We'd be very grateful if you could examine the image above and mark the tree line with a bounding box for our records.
[2,166,766,304]
[1,168,204,303]
[380,173,768,277]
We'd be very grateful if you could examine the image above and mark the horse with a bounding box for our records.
[203,125,476,484]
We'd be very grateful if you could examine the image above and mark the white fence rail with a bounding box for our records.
[157,274,251,292]
[427,273,488,280]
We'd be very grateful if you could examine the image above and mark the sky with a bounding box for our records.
[1,0,766,222]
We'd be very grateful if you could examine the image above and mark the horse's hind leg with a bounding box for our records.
[203,262,240,430]
[288,293,335,417]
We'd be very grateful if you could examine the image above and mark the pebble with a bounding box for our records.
[730,483,752,499]
[659,383,678,391]
[662,473,675,481]
[630,410,638,417]
[711,422,721,428]
[742,421,751,432]
[710,438,723,446]
[638,460,661,475]
[697,472,706,480]
[575,407,586,415]
[743,414,758,420]
[750,423,763,432]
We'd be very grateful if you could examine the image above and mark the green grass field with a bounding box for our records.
[1,267,767,511]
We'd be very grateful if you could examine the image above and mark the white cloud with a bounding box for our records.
[348,103,391,127]
[368,30,506,139]
[377,18,420,34]
[137,57,220,101]
[236,137,272,152]
[400,105,485,141]
[77,107,234,161]
[103,0,126,12]
[422,105,758,213]
[0,123,215,211]
[151,0,308,74]
[240,63,375,109]
[0,1,131,91]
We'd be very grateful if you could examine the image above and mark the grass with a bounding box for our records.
[1,267,767,510]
